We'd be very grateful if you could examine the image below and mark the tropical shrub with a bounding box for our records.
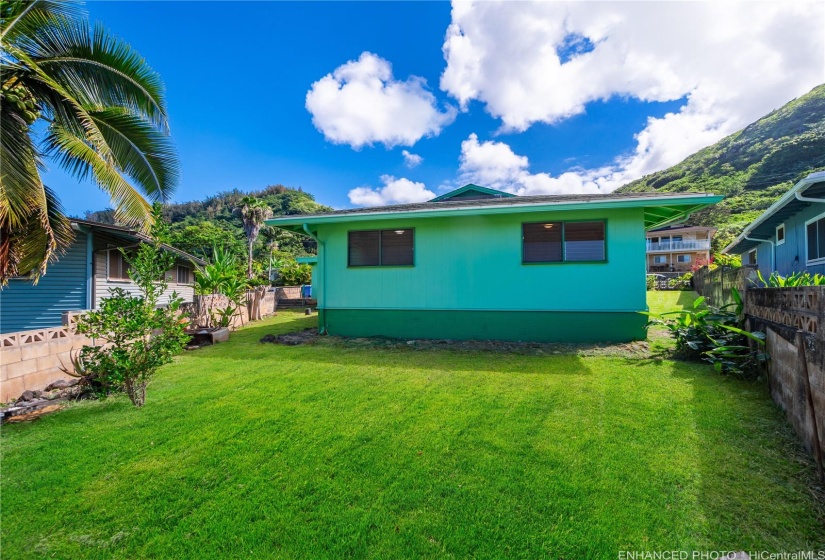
[74,228,189,407]
[643,289,768,379]
[277,261,312,286]
[646,275,656,290]
[712,253,742,269]
[194,246,249,327]
[756,270,825,287]
[667,272,693,290]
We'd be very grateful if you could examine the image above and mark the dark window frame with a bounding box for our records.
[177,264,192,284]
[776,223,785,245]
[806,212,825,264]
[107,247,131,281]
[522,220,607,265]
[347,228,415,267]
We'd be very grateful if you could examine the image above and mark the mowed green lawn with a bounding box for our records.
[2,292,823,558]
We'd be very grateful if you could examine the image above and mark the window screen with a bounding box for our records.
[108,249,130,280]
[677,254,691,263]
[776,224,785,243]
[523,223,563,263]
[809,217,825,262]
[177,265,192,284]
[380,229,414,265]
[564,222,605,261]
[348,229,413,266]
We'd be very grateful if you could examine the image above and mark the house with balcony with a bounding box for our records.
[646,224,716,273]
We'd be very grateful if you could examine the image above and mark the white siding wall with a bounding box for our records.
[93,250,195,308]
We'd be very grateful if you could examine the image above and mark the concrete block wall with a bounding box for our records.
[746,287,825,467]
[0,327,91,402]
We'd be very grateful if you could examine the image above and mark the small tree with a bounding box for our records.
[74,209,189,407]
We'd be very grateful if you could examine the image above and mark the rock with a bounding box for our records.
[45,379,69,391]
[18,390,36,402]
[406,340,416,345]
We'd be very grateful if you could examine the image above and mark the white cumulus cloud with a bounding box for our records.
[458,133,604,195]
[348,175,436,206]
[306,52,457,149]
[441,1,824,190]
[401,150,423,168]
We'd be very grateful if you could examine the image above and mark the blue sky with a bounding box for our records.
[46,1,824,216]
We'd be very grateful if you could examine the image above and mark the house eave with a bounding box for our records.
[267,193,723,233]
[723,171,825,255]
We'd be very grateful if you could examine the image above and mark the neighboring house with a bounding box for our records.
[0,219,205,334]
[646,224,716,273]
[266,185,721,342]
[723,171,825,277]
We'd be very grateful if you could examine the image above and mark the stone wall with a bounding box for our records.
[0,327,91,402]
[746,287,824,468]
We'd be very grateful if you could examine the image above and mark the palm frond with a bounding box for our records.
[0,98,43,231]
[0,0,83,43]
[88,107,179,201]
[9,184,73,282]
[18,15,168,129]
[44,123,153,230]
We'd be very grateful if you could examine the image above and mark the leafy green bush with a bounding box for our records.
[711,252,742,269]
[646,275,656,290]
[75,217,189,407]
[757,270,825,287]
[667,272,693,290]
[277,261,312,286]
[643,289,768,379]
[194,246,249,327]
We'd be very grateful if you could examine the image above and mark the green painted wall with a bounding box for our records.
[313,207,647,314]
[324,309,646,343]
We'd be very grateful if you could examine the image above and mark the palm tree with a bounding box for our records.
[0,0,179,282]
[234,196,273,278]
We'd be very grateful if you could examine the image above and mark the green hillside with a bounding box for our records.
[84,184,331,260]
[618,83,825,250]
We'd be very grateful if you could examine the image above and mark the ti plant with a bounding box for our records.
[756,270,825,287]
[643,288,768,379]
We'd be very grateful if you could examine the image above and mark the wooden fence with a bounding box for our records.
[692,265,758,307]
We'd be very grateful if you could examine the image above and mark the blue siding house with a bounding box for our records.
[0,220,204,334]
[724,171,825,277]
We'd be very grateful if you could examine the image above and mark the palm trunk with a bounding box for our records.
[248,239,254,279]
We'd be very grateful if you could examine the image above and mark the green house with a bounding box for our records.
[267,186,721,342]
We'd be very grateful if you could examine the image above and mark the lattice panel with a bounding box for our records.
[746,287,823,337]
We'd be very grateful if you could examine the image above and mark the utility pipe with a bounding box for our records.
[302,223,326,334]
[795,191,825,205]
[743,234,775,272]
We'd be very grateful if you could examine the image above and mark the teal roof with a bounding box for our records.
[430,184,516,202]
[267,190,723,232]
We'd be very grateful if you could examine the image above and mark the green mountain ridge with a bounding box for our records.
[617,83,825,250]
[85,184,331,259]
